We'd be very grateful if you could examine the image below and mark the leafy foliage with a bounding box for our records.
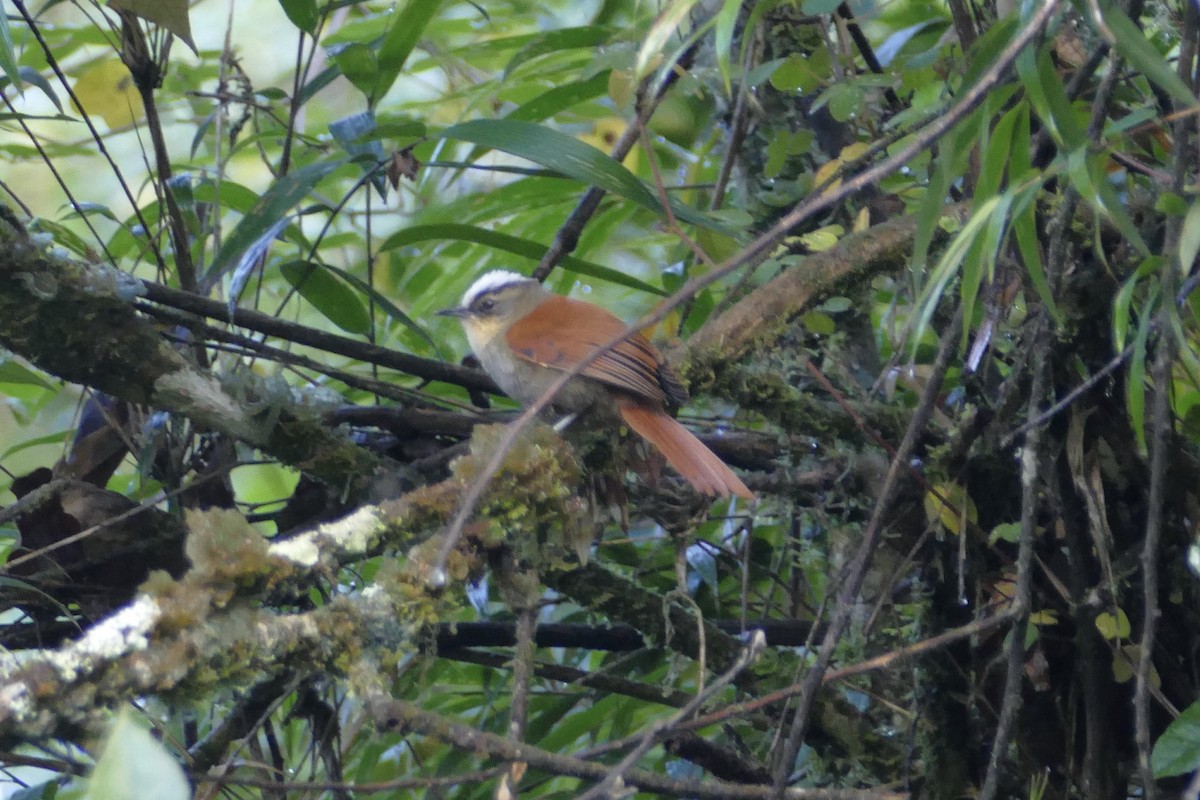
[0,1,1199,799]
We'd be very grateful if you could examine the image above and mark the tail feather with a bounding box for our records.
[617,402,753,500]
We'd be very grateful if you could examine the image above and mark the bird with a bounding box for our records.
[439,270,752,499]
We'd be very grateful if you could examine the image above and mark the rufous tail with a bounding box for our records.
[617,401,754,499]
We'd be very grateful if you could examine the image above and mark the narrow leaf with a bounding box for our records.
[312,260,437,349]
[206,158,350,284]
[440,119,736,235]
[374,0,443,104]
[636,0,699,81]
[380,223,666,295]
[1126,289,1158,454]
[504,26,614,76]
[280,261,372,334]
[1178,200,1200,275]
[0,6,22,93]
[713,0,740,95]
[1103,1,1196,108]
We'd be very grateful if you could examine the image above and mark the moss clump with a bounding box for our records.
[451,423,592,571]
[184,509,282,600]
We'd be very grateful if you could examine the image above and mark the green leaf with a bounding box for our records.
[1126,287,1158,455]
[506,72,610,123]
[1,429,72,460]
[1016,45,1083,150]
[713,0,740,95]
[1153,700,1200,777]
[635,0,699,82]
[1178,200,1200,275]
[912,107,980,273]
[107,0,196,53]
[279,261,372,334]
[374,0,443,105]
[277,0,319,34]
[330,42,378,99]
[1064,148,1149,257]
[1094,608,1132,639]
[0,4,22,94]
[504,26,613,76]
[1112,256,1161,352]
[85,709,189,800]
[439,119,736,235]
[205,158,350,284]
[1103,1,1196,108]
[379,223,667,296]
[0,67,63,111]
[310,260,437,349]
[0,358,53,389]
[912,194,1002,351]
[988,522,1021,544]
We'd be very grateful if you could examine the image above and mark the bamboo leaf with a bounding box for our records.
[280,261,372,334]
[205,158,350,284]
[374,0,443,105]
[440,119,736,235]
[380,223,667,295]
[504,26,614,76]
[277,0,319,34]
[1103,1,1196,108]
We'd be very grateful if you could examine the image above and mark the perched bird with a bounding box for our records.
[439,271,752,499]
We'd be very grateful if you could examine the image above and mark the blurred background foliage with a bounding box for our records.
[1,0,1200,798]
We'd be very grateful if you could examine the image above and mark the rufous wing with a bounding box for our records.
[617,400,754,499]
[506,294,682,406]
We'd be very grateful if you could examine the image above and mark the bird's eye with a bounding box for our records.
[477,297,496,313]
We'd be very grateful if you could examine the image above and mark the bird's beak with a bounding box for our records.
[437,307,470,318]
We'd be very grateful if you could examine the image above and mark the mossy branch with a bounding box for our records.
[0,209,379,488]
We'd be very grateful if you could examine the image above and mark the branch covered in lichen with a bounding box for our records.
[0,423,588,747]
[0,208,379,489]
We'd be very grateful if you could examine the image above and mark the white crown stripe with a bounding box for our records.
[460,270,533,307]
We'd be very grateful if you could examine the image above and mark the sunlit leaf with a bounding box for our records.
[923,482,978,536]
[635,0,698,82]
[1094,608,1131,640]
[1111,643,1159,688]
[713,0,740,95]
[71,59,144,128]
[0,359,53,389]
